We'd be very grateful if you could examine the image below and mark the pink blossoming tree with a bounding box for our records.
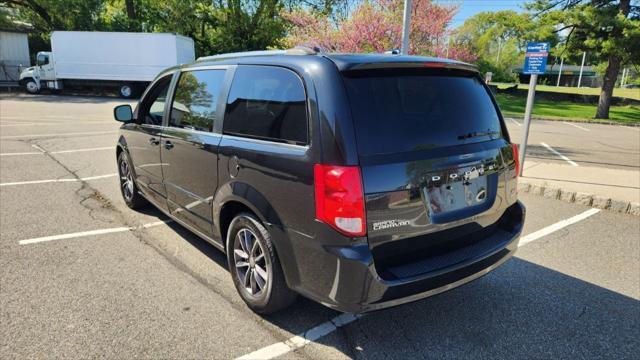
[283,0,476,62]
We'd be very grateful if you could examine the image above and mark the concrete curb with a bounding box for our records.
[518,179,640,216]
[507,116,640,127]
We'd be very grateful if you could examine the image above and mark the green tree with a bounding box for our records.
[1,0,299,58]
[528,0,640,119]
[455,10,558,82]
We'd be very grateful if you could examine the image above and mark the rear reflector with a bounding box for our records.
[314,164,366,237]
[511,143,520,176]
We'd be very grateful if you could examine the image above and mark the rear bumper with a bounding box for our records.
[285,201,525,313]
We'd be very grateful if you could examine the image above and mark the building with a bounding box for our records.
[0,29,30,82]
[515,64,601,88]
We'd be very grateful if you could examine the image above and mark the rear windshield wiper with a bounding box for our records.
[457,131,500,140]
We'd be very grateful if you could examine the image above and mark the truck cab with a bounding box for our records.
[19,51,57,93]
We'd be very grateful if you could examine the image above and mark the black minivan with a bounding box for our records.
[113,48,525,314]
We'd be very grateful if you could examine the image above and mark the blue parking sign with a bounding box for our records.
[523,42,550,74]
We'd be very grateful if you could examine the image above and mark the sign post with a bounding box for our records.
[519,42,550,176]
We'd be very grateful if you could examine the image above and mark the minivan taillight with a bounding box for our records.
[314,164,366,237]
[511,143,520,177]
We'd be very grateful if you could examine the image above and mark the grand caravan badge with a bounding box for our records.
[373,219,411,231]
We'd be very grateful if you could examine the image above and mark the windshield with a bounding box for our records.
[342,69,503,156]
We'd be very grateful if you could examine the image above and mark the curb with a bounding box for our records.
[518,179,640,216]
[506,116,640,128]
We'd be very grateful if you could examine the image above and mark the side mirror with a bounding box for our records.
[114,104,133,122]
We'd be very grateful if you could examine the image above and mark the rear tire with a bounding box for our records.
[24,79,39,94]
[117,151,147,209]
[118,83,135,99]
[227,213,297,314]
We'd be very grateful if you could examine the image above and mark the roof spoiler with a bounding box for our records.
[348,61,479,73]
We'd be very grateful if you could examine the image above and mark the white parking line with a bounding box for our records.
[540,142,578,166]
[1,146,112,156]
[519,208,600,246]
[235,313,362,360]
[0,151,43,157]
[563,121,590,132]
[18,220,172,245]
[52,146,113,154]
[507,118,522,126]
[0,173,117,187]
[234,207,601,360]
[0,130,117,139]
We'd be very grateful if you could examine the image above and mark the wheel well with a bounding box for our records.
[219,201,258,251]
[116,145,123,159]
[20,77,34,86]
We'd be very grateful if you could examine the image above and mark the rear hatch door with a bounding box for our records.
[341,67,517,272]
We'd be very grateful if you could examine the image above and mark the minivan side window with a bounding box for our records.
[169,70,226,132]
[138,75,172,126]
[223,66,307,145]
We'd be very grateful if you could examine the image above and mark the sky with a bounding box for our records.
[434,0,529,28]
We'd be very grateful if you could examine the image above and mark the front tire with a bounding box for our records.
[24,79,39,94]
[117,151,147,209]
[227,213,297,314]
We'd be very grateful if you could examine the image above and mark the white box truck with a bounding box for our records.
[19,31,195,98]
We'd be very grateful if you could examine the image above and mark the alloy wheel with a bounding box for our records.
[233,228,269,297]
[119,157,134,201]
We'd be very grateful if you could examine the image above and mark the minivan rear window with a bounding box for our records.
[342,69,502,156]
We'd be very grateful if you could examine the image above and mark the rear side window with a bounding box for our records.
[343,69,502,156]
[223,66,307,144]
[169,70,226,132]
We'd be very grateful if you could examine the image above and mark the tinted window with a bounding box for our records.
[343,69,502,156]
[223,66,307,144]
[139,75,172,126]
[170,70,226,132]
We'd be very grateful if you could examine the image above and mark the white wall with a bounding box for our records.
[0,31,30,81]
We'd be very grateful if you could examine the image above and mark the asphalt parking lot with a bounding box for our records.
[1,93,639,359]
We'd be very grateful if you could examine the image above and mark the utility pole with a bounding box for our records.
[577,51,586,88]
[556,57,564,87]
[401,0,412,55]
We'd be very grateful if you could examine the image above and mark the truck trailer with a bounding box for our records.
[19,31,195,98]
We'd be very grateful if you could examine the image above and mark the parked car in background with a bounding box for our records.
[19,31,194,98]
[113,48,525,314]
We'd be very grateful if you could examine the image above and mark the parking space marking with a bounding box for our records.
[540,142,579,166]
[0,123,55,127]
[563,121,590,132]
[519,208,600,246]
[0,151,43,157]
[50,146,113,154]
[0,173,117,187]
[236,207,601,359]
[18,220,172,245]
[235,313,362,360]
[0,130,117,139]
[0,146,112,156]
[507,118,522,126]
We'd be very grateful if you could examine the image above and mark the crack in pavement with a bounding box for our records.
[24,139,295,348]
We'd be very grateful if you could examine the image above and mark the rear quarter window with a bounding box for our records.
[223,66,308,145]
[342,69,502,156]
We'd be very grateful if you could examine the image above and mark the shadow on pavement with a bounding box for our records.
[130,207,639,358]
[310,257,639,359]
[135,206,340,334]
